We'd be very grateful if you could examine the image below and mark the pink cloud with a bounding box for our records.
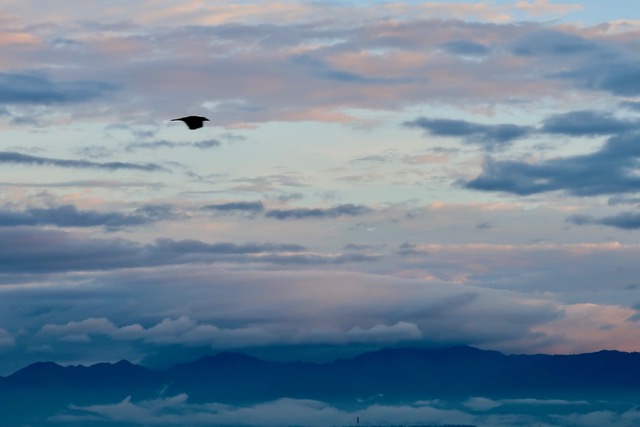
[533,303,640,354]
[0,31,39,45]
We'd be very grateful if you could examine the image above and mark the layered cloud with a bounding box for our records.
[56,396,475,427]
[0,227,382,275]
[0,152,168,172]
[125,139,221,152]
[265,204,372,220]
[465,132,640,196]
[404,117,532,150]
[0,72,115,104]
[1,3,636,126]
[568,211,640,230]
[53,394,640,427]
[0,204,175,229]
[406,109,640,150]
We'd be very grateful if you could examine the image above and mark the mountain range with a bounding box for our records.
[2,345,640,425]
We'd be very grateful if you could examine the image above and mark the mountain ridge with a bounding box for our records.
[2,345,640,425]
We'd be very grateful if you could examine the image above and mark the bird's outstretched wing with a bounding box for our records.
[171,116,210,130]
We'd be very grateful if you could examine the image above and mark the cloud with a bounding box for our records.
[230,174,307,192]
[465,132,640,196]
[0,228,300,273]
[265,204,372,220]
[7,17,588,126]
[398,243,426,256]
[125,139,221,152]
[203,200,374,221]
[6,262,563,352]
[540,110,640,136]
[55,396,478,427]
[0,72,115,104]
[608,195,640,206]
[0,152,168,172]
[567,211,640,230]
[38,316,275,348]
[53,394,637,427]
[202,201,265,214]
[36,318,418,351]
[404,117,531,149]
[441,40,490,56]
[6,237,640,369]
[291,54,414,85]
[621,101,640,111]
[57,394,492,427]
[0,204,174,230]
[510,29,596,56]
[562,60,640,96]
[151,238,305,256]
[0,179,163,189]
[463,396,502,411]
[0,227,382,275]
[2,8,634,129]
[346,321,422,343]
[406,109,639,150]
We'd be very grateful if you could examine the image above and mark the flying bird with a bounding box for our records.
[171,116,210,130]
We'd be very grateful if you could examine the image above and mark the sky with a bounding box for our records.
[2,0,640,378]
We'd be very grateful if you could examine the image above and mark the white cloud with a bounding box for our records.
[347,321,422,343]
[463,396,501,411]
[56,396,475,426]
[54,395,640,427]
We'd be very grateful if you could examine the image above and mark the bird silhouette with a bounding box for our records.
[171,116,210,130]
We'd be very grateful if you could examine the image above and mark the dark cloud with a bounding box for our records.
[0,204,174,230]
[510,30,598,56]
[0,229,379,275]
[407,109,638,150]
[565,214,595,226]
[0,228,296,273]
[540,110,640,136]
[567,211,640,230]
[265,204,372,220]
[404,117,531,149]
[125,139,221,152]
[0,72,115,104]
[506,29,640,97]
[561,60,640,96]
[398,243,429,256]
[475,222,493,230]
[343,243,378,252]
[465,132,640,196]
[249,252,379,265]
[0,151,168,172]
[151,238,305,256]
[441,40,490,56]
[202,201,265,213]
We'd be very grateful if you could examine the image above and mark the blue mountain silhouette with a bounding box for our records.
[2,346,640,425]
